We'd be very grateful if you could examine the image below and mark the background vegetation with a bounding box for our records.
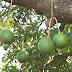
[0,1,72,72]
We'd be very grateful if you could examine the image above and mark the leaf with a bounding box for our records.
[0,22,6,27]
[0,0,2,6]
[68,45,72,51]
[9,18,14,22]
[32,40,38,44]
[61,46,68,53]
[0,41,3,46]
[67,32,72,40]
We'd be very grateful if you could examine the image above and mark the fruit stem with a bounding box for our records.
[6,0,13,30]
[0,18,1,27]
[51,0,54,17]
[21,23,28,51]
[52,17,61,33]
[47,0,54,38]
[6,19,9,30]
[22,37,24,51]
[49,0,61,33]
[47,16,61,38]
[47,17,53,38]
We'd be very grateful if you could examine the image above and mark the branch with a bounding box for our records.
[39,51,72,70]
[44,51,72,66]
[2,0,72,25]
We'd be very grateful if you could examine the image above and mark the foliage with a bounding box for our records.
[0,1,72,72]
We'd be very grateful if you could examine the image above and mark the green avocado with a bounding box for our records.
[53,33,68,48]
[38,37,54,54]
[0,30,15,44]
[17,51,29,63]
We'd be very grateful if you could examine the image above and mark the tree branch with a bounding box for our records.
[39,51,72,70]
[2,0,72,25]
[44,51,72,66]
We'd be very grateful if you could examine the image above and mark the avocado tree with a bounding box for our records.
[0,0,72,72]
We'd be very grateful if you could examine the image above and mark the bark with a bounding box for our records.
[3,0,72,24]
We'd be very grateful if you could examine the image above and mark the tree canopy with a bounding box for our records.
[0,0,72,72]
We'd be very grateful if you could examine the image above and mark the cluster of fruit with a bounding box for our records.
[0,29,29,63]
[17,32,69,63]
[0,29,69,63]
[38,33,69,54]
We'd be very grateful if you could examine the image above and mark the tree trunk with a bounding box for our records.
[3,0,72,24]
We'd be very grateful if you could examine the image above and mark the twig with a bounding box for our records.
[44,51,72,67]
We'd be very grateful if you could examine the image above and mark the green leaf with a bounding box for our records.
[0,0,2,6]
[68,45,72,51]
[61,46,68,53]
[32,40,38,44]
[0,22,6,27]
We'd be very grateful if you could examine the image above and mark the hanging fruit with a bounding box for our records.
[38,37,54,54]
[0,30,15,44]
[17,23,29,63]
[17,50,29,63]
[0,0,15,44]
[53,33,68,48]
